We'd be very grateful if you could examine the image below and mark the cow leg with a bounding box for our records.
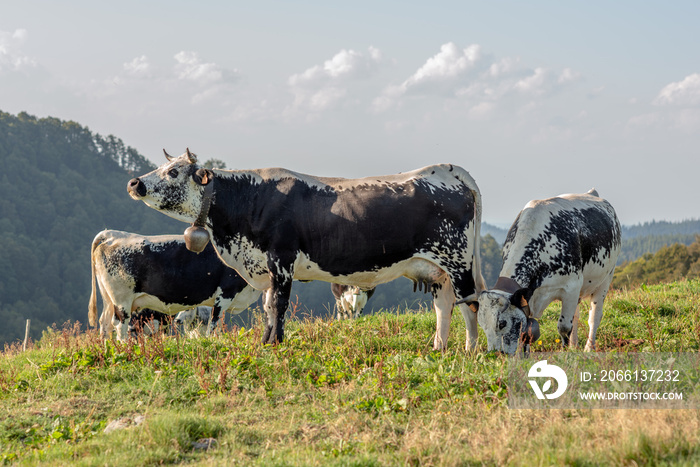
[432,277,456,351]
[585,271,613,351]
[263,260,293,345]
[207,305,222,337]
[114,306,131,342]
[558,295,579,348]
[570,305,580,348]
[99,302,115,339]
[457,303,479,352]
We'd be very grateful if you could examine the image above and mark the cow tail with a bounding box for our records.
[455,168,486,293]
[470,183,487,293]
[88,233,100,327]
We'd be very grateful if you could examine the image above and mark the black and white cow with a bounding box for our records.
[127,149,485,350]
[466,189,621,354]
[174,306,213,338]
[331,284,375,320]
[89,229,262,341]
[128,309,173,337]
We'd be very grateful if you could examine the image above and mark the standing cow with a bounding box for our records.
[89,230,262,341]
[331,284,375,320]
[127,149,485,350]
[465,189,621,354]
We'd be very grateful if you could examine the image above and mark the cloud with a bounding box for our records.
[375,42,579,114]
[287,46,384,114]
[0,28,37,73]
[405,43,482,89]
[171,51,241,104]
[123,55,151,78]
[654,73,700,106]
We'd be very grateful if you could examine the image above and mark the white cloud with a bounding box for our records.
[654,73,700,106]
[174,51,238,86]
[0,28,36,72]
[375,42,579,113]
[406,43,482,86]
[287,46,384,115]
[123,55,151,78]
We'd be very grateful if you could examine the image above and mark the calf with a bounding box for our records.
[331,284,375,320]
[128,309,173,337]
[174,306,213,338]
[89,229,262,341]
[127,149,485,350]
[466,189,621,354]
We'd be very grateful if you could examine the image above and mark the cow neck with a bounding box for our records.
[493,276,522,295]
[194,178,215,227]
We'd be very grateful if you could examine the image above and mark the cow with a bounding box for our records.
[174,306,213,338]
[128,309,173,337]
[88,229,262,341]
[465,189,621,355]
[127,149,486,350]
[331,284,375,320]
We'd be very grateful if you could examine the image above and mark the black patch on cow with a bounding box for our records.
[208,173,479,298]
[105,239,249,308]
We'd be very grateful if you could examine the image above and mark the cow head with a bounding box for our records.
[127,149,214,225]
[344,287,369,318]
[469,288,540,355]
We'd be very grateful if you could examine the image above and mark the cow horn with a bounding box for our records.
[163,149,173,161]
[186,147,197,164]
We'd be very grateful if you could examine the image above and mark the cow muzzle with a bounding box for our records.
[127,178,147,199]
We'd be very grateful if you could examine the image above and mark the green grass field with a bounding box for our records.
[2,280,700,465]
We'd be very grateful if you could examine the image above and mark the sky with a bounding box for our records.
[1,1,699,226]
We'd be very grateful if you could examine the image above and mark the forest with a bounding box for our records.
[0,110,698,346]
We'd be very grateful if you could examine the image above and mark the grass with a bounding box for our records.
[1,280,700,465]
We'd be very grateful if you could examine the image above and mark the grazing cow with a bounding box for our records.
[465,189,621,354]
[89,229,262,341]
[127,149,485,350]
[331,284,375,320]
[174,306,213,338]
[128,309,173,337]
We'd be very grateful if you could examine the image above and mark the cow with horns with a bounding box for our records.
[127,149,485,350]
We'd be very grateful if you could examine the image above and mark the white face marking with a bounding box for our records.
[129,153,205,224]
[477,291,527,355]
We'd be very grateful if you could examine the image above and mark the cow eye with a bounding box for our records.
[168,169,179,178]
[498,320,508,331]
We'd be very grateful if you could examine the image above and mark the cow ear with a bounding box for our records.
[467,301,479,313]
[510,288,532,315]
[193,168,213,185]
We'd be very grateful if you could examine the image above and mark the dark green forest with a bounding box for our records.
[613,236,700,288]
[0,110,697,346]
[0,111,183,345]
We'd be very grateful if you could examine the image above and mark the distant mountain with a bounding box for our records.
[622,220,700,239]
[481,223,508,244]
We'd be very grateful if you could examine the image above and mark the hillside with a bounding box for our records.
[1,280,699,464]
[0,111,183,345]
